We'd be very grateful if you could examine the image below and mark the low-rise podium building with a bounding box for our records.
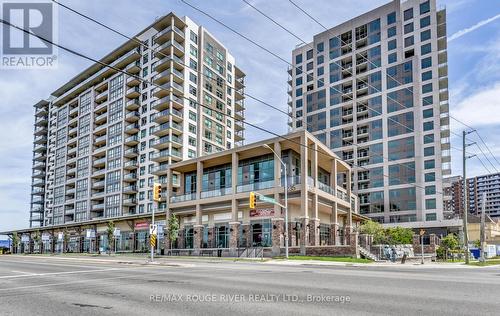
[3,131,366,257]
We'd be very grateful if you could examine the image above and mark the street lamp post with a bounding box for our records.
[263,144,289,259]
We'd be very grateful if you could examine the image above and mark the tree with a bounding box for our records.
[440,233,459,261]
[11,232,19,253]
[106,221,115,255]
[385,227,413,245]
[63,230,70,253]
[359,220,385,244]
[167,214,179,250]
[33,231,41,254]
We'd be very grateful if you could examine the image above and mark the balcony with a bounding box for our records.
[151,150,173,162]
[95,90,108,104]
[32,179,45,187]
[92,180,105,189]
[123,160,138,170]
[124,147,138,158]
[152,81,184,98]
[123,173,137,182]
[94,134,106,146]
[34,125,47,136]
[201,187,233,199]
[124,111,140,123]
[155,54,184,73]
[33,152,46,162]
[125,60,141,74]
[318,182,335,195]
[33,143,47,153]
[34,135,47,144]
[122,197,137,206]
[236,180,274,193]
[152,108,183,124]
[123,185,137,194]
[124,123,140,135]
[155,39,185,58]
[125,86,140,99]
[126,98,140,111]
[35,116,48,126]
[152,164,169,175]
[124,134,139,146]
[151,121,183,137]
[151,95,184,111]
[153,68,184,85]
[170,193,196,203]
[93,157,106,167]
[113,47,140,68]
[126,75,140,87]
[94,112,107,124]
[91,203,104,211]
[151,135,182,150]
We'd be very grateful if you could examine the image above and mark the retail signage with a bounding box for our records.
[41,233,50,241]
[113,228,121,237]
[250,208,275,218]
[135,221,149,230]
[21,235,30,242]
[86,229,96,239]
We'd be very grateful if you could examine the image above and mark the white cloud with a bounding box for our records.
[452,83,500,125]
[448,13,500,42]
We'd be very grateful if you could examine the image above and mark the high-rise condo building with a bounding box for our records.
[30,13,246,228]
[288,0,450,226]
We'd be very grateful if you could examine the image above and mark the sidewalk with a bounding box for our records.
[4,253,487,269]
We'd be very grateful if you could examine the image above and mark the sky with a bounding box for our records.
[0,0,499,233]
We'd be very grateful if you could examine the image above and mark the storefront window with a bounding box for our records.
[185,226,194,249]
[215,224,228,248]
[319,224,331,245]
[251,219,271,247]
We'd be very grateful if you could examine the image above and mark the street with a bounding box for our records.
[0,256,499,315]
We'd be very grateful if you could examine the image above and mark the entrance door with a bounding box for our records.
[185,227,194,249]
[215,224,228,248]
[251,219,272,247]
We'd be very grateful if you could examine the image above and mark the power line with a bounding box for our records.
[53,1,429,178]
[286,0,500,174]
[0,15,445,197]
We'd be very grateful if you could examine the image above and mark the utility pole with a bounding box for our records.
[479,192,486,262]
[462,129,476,264]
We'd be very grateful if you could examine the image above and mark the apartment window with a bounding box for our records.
[425,198,436,210]
[388,162,415,185]
[404,23,414,34]
[76,157,89,178]
[387,112,414,137]
[317,42,324,52]
[317,67,324,76]
[107,146,122,170]
[109,75,124,100]
[389,187,416,211]
[295,54,302,64]
[79,92,91,114]
[189,123,196,134]
[424,146,435,157]
[105,195,121,218]
[108,99,123,123]
[189,85,197,96]
[421,57,432,69]
[404,36,414,47]
[420,16,431,28]
[388,137,414,160]
[422,83,433,94]
[56,127,66,147]
[423,108,433,118]
[388,39,397,51]
[421,29,431,41]
[425,185,436,195]
[57,107,67,127]
[424,159,435,170]
[189,72,197,84]
[189,58,197,70]
[420,1,430,14]
[424,133,434,144]
[188,149,196,158]
[317,55,324,65]
[388,52,397,64]
[425,172,435,182]
[387,26,396,38]
[422,95,433,106]
[423,121,434,132]
[306,49,313,60]
[55,148,65,166]
[296,99,303,108]
[54,167,65,185]
[421,43,432,55]
[387,11,396,25]
[426,213,437,221]
[78,135,90,156]
[76,179,88,200]
[190,30,198,42]
[106,170,121,193]
[296,88,303,97]
[306,62,313,71]
[189,111,197,121]
[108,123,122,146]
[75,201,88,222]
[403,8,413,21]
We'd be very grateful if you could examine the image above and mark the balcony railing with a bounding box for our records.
[200,187,233,199]
[170,193,196,203]
[236,180,274,193]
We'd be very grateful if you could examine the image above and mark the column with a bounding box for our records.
[196,161,203,200]
[346,167,353,234]
[273,141,282,217]
[310,143,319,247]
[330,202,339,245]
[207,226,215,248]
[229,198,240,256]
[300,134,309,255]
[241,224,251,248]
[271,218,284,256]
[193,224,203,254]
[165,208,171,250]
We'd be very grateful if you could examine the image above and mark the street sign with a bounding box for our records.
[150,234,157,247]
[113,228,121,237]
[149,224,158,236]
[86,229,96,239]
[257,195,277,204]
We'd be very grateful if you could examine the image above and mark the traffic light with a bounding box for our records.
[249,192,257,209]
[153,183,162,202]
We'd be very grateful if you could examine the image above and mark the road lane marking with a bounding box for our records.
[10,271,38,276]
[0,266,147,280]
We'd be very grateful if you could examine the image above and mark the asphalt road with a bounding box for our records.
[0,256,499,316]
